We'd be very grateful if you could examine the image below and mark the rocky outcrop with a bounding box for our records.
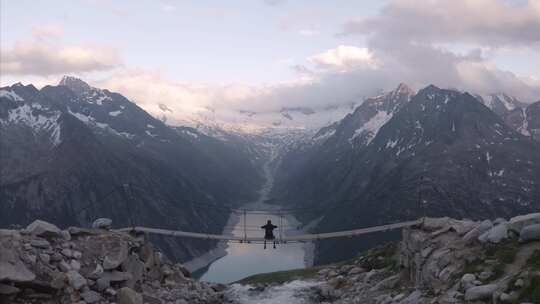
[0,220,225,304]
[233,213,540,304]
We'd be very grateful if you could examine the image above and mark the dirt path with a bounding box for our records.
[505,241,540,275]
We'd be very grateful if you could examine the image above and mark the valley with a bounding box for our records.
[1,78,540,304]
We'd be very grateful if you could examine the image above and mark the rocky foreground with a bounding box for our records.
[0,219,225,304]
[235,213,540,304]
[2,214,540,304]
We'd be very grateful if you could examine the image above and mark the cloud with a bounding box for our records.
[337,0,540,102]
[342,0,540,47]
[308,45,378,71]
[1,28,121,76]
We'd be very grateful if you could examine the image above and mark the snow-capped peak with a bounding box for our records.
[59,76,92,94]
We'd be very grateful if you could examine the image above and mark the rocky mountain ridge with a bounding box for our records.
[0,77,263,263]
[271,84,540,265]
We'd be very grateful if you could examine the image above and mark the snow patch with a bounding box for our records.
[108,110,122,117]
[350,110,393,144]
[0,89,24,101]
[4,104,62,146]
[313,129,335,142]
[486,151,492,164]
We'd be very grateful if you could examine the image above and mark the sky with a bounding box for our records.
[1,0,540,127]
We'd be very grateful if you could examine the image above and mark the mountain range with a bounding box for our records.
[2,77,539,266]
[271,84,540,264]
[0,76,264,262]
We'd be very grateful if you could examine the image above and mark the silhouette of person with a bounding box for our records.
[261,220,278,249]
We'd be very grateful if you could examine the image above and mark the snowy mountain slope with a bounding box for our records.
[0,77,263,262]
[272,84,540,265]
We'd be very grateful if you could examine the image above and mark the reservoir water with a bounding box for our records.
[196,205,308,283]
[195,153,311,283]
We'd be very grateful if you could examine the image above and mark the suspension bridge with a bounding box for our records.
[87,183,426,244]
[118,219,423,244]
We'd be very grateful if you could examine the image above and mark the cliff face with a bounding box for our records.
[0,220,226,304]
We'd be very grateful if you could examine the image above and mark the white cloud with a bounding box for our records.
[343,0,540,47]
[1,28,121,76]
[308,45,378,71]
[338,0,540,102]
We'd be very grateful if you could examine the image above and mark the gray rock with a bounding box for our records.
[103,241,129,270]
[39,253,50,263]
[463,220,493,242]
[26,220,62,238]
[70,259,81,271]
[92,218,113,229]
[509,213,540,233]
[520,224,540,242]
[81,290,101,303]
[465,284,498,301]
[479,223,508,243]
[0,283,20,295]
[30,239,51,248]
[66,270,87,290]
[51,272,66,289]
[61,249,73,258]
[117,287,143,304]
[0,243,36,282]
[58,260,71,272]
[461,273,476,290]
[123,254,144,288]
[96,277,110,291]
[50,252,63,262]
[348,267,365,275]
[101,270,133,282]
[494,218,507,225]
[73,250,82,259]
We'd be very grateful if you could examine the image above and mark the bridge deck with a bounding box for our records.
[118,219,422,243]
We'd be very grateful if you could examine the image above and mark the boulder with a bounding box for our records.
[81,290,101,303]
[461,273,476,290]
[449,219,477,236]
[423,217,451,231]
[92,218,113,230]
[25,220,62,238]
[509,213,540,233]
[463,220,492,242]
[117,287,143,304]
[519,224,540,242]
[465,284,498,301]
[478,223,508,243]
[122,254,144,288]
[101,271,133,282]
[66,270,86,290]
[50,272,66,289]
[0,243,36,282]
[103,240,129,270]
[30,239,50,248]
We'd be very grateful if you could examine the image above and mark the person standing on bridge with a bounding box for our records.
[261,220,278,249]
